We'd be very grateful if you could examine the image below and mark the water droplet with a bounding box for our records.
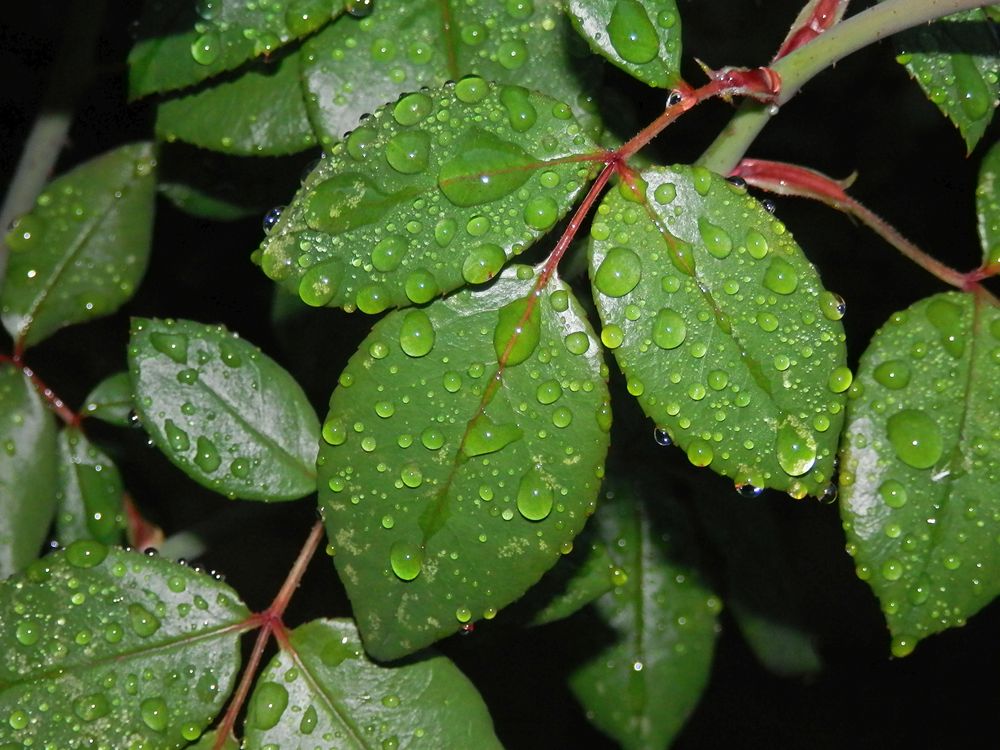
[594,246,642,296]
[305,174,405,235]
[653,427,672,446]
[462,243,507,284]
[494,295,540,366]
[420,427,445,450]
[736,483,764,498]
[400,463,423,488]
[262,205,284,233]
[886,409,943,469]
[873,359,911,390]
[819,291,846,320]
[15,620,39,646]
[150,332,188,364]
[606,0,660,64]
[300,704,318,734]
[763,257,798,294]
[745,229,769,259]
[698,217,732,258]
[879,479,908,508]
[776,421,817,476]
[926,297,965,357]
[65,539,108,569]
[6,213,45,251]
[601,324,624,349]
[390,540,423,580]
[463,415,523,456]
[323,418,347,445]
[652,307,686,349]
[129,603,161,637]
[953,53,991,119]
[653,182,676,204]
[438,130,534,206]
[691,167,713,196]
[346,126,378,160]
[385,130,431,174]
[403,269,440,304]
[250,681,289,730]
[356,283,390,314]
[686,439,714,467]
[219,339,243,367]
[564,331,590,355]
[516,467,553,520]
[74,693,111,722]
[454,75,489,103]
[536,380,562,405]
[827,366,853,393]
[190,32,221,65]
[164,419,191,453]
[523,195,558,230]
[499,85,537,132]
[881,558,904,581]
[345,0,374,18]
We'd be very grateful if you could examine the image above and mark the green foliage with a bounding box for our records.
[1,0,999,747]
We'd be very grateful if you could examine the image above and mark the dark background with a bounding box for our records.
[2,1,999,747]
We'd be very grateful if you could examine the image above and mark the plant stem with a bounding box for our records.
[699,0,994,173]
[0,0,108,288]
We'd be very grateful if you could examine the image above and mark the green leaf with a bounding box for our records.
[318,264,610,659]
[977,138,1000,266]
[156,46,317,156]
[569,479,720,750]
[188,728,239,750]
[891,7,1000,152]
[128,0,342,98]
[567,0,682,88]
[1,143,156,349]
[54,426,126,546]
[0,364,57,579]
[528,535,617,626]
[128,318,320,501]
[242,618,503,748]
[839,292,1000,657]
[0,543,249,747]
[301,0,602,147]
[588,166,848,497]
[257,77,599,313]
[81,371,135,427]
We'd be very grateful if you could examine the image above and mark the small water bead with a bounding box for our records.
[15,620,40,646]
[652,182,676,205]
[498,39,529,70]
[516,467,554,520]
[421,427,445,450]
[757,312,779,332]
[874,359,911,390]
[190,32,221,65]
[763,257,798,294]
[827,367,853,393]
[565,331,590,355]
[390,540,423,580]
[371,236,407,272]
[653,427,672,446]
[594,246,642,296]
[442,371,462,392]
[775,422,817,477]
[552,407,573,428]
[262,205,284,233]
[381,515,395,529]
[879,479,908,508]
[736,483,764,498]
[129,603,161,637]
[606,0,660,64]
[374,401,395,418]
[74,693,111,722]
[707,370,729,390]
[385,131,431,174]
[698,218,732,259]
[461,22,487,45]
[462,243,506,284]
[881,558,904,581]
[686,439,714,467]
[886,409,943,469]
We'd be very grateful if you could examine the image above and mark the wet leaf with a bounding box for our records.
[301,0,601,147]
[839,292,1000,657]
[257,77,599,314]
[891,6,1000,152]
[976,138,1000,266]
[188,728,239,749]
[0,543,249,747]
[81,371,134,427]
[588,166,848,497]
[1,143,156,349]
[528,536,616,626]
[317,264,610,659]
[569,479,719,750]
[0,364,57,579]
[54,426,126,546]
[242,619,502,749]
[567,0,682,88]
[128,318,320,501]
[128,0,341,98]
[156,46,317,156]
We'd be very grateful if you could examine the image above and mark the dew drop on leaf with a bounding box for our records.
[516,467,554,521]
[651,308,686,349]
[140,696,169,732]
[606,0,660,64]
[594,247,642,297]
[885,409,944,469]
[494,295,541,366]
[499,85,537,132]
[763,257,798,294]
[194,436,222,473]
[250,681,289,730]
[389,540,424,581]
[775,421,817,477]
[398,309,435,357]
[150,332,188,364]
[190,32,221,65]
[463,415,524,457]
[437,129,535,207]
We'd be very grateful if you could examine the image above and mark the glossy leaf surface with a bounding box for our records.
[892,6,1000,152]
[81,371,134,427]
[301,0,601,147]
[128,0,341,98]
[1,143,156,348]
[839,292,1000,656]
[128,318,320,501]
[588,167,848,496]
[529,535,616,626]
[567,0,682,88]
[54,426,126,546]
[257,77,599,313]
[570,480,719,750]
[318,265,610,659]
[977,138,1000,266]
[243,619,502,749]
[156,46,317,156]
[0,364,57,579]
[0,543,249,747]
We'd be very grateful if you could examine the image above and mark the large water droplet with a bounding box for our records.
[299,261,342,307]
[886,409,943,469]
[926,297,965,357]
[463,243,507,284]
[499,85,537,132]
[819,291,846,320]
[494,295,540,366]
[874,359,911,390]
[594,246,642,297]
[194,436,221,473]
[686,438,714,467]
[65,539,108,569]
[150,332,188,364]
[128,603,162,637]
[879,479,908,508]
[438,130,534,207]
[698,217,732,258]
[74,693,111,722]
[385,131,431,174]
[516,467,553,520]
[606,0,659,64]
[463,415,523,456]
[652,307,686,349]
[397,309,435,357]
[371,235,408,272]
[523,196,558,230]
[164,419,191,453]
[390,540,423,580]
[775,421,817,477]
[763,257,798,294]
[140,697,169,732]
[404,269,440,304]
[250,681,289,730]
[190,33,221,65]
[305,174,408,234]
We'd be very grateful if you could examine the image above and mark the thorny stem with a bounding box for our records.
[699,0,997,174]
[213,520,325,749]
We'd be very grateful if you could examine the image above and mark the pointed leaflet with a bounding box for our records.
[155,45,317,156]
[889,6,1000,152]
[528,535,617,626]
[0,543,249,747]
[569,480,720,750]
[128,0,342,98]
[82,371,134,427]
[257,77,600,313]
[839,292,1000,657]
[54,426,127,546]
[588,167,848,497]
[1,143,156,349]
[977,139,1000,267]
[301,0,602,147]
[128,318,320,501]
[317,265,610,659]
[567,0,682,88]
[0,364,57,578]
[242,619,502,748]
